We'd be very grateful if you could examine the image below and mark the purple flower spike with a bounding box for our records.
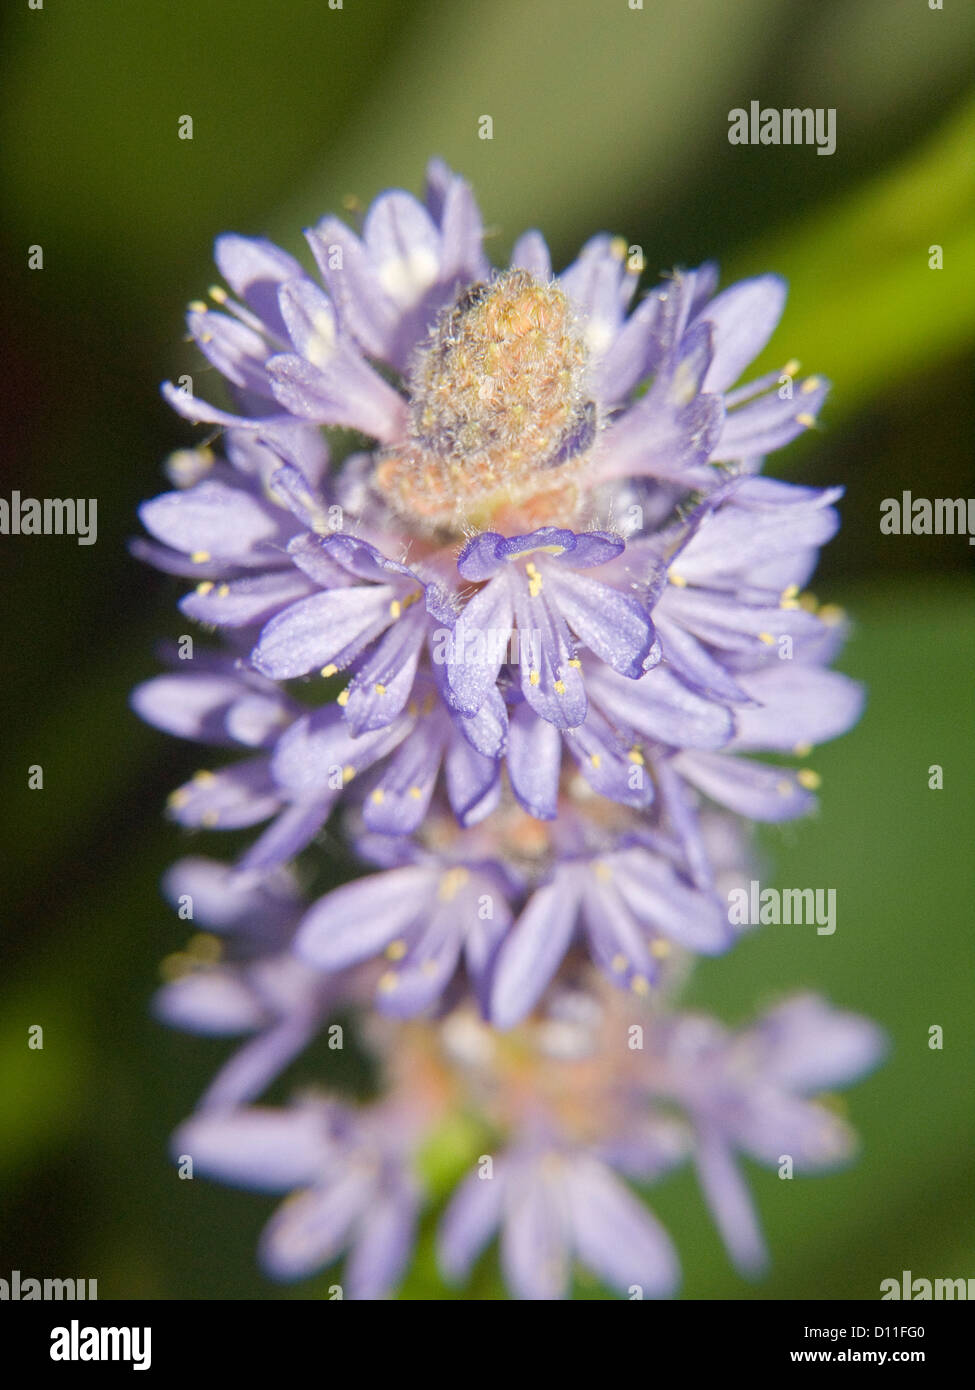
[137,158,880,1301]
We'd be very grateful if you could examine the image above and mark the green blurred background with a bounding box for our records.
[1,0,973,1300]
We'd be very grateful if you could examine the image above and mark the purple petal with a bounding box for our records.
[491,874,581,1029]
[296,867,434,970]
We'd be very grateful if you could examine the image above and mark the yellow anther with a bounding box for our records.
[554,679,566,695]
[193,770,216,786]
[567,658,582,669]
[611,953,628,973]
[668,570,688,587]
[529,670,540,686]
[408,700,420,718]
[167,788,190,809]
[200,333,214,345]
[196,581,215,596]
[627,747,645,765]
[370,789,385,805]
[188,300,208,314]
[631,974,650,996]
[216,584,230,598]
[438,867,470,902]
[650,940,671,959]
[610,236,628,261]
[341,764,356,783]
[799,592,819,613]
[320,664,338,679]
[190,550,211,564]
[800,376,821,394]
[374,683,387,696]
[590,753,602,769]
[757,631,775,645]
[187,933,221,963]
[818,604,845,626]
[378,971,399,993]
[783,358,800,378]
[796,412,816,428]
[793,741,813,758]
[386,939,407,961]
[389,600,402,619]
[408,786,423,800]
[337,689,350,707]
[208,285,228,304]
[159,951,191,982]
[798,768,821,790]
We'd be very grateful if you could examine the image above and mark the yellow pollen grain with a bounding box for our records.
[320,664,338,678]
[567,658,582,669]
[386,939,407,961]
[668,570,688,587]
[196,581,214,596]
[631,974,650,996]
[337,689,350,707]
[611,953,628,973]
[159,951,191,982]
[208,285,228,304]
[554,679,566,695]
[800,377,821,394]
[796,412,816,428]
[378,971,399,994]
[342,764,355,783]
[200,333,214,345]
[783,358,801,377]
[438,867,470,902]
[187,932,222,963]
[590,753,601,769]
[188,300,208,314]
[609,236,628,261]
[529,670,540,687]
[818,603,845,626]
[798,768,821,790]
[389,600,402,619]
[374,683,387,696]
[650,940,671,959]
[190,550,211,564]
[628,748,645,765]
[757,631,775,645]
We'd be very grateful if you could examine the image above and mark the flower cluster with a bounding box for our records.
[134,159,883,1299]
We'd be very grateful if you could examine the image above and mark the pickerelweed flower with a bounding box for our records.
[134,159,883,1299]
